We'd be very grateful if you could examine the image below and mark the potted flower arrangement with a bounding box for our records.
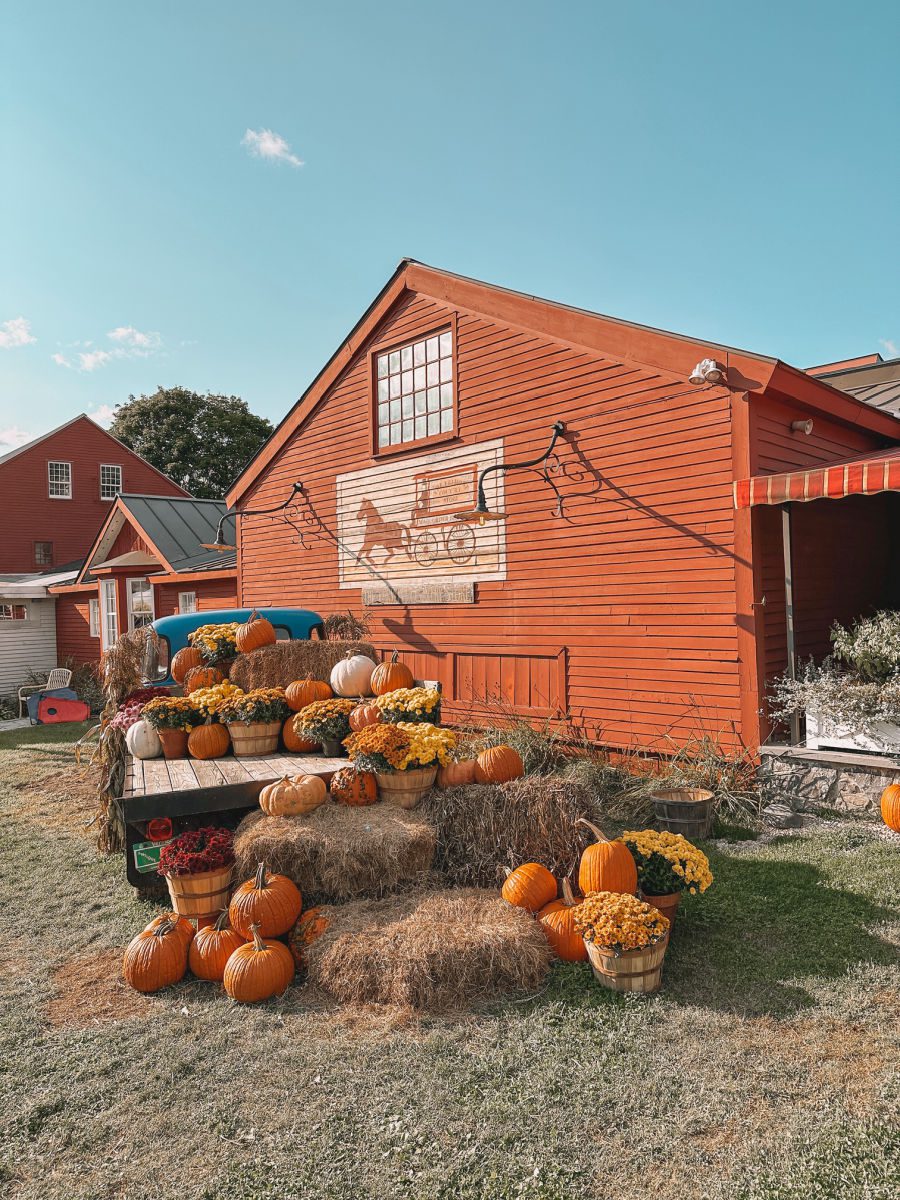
[188,621,241,669]
[770,611,900,752]
[188,680,245,720]
[142,695,201,759]
[344,721,456,808]
[374,686,441,725]
[158,826,235,924]
[571,891,670,994]
[293,697,356,757]
[218,687,290,756]
[620,829,713,927]
[108,686,172,732]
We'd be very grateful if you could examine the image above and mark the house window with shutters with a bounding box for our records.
[100,464,122,500]
[48,461,72,498]
[373,327,455,452]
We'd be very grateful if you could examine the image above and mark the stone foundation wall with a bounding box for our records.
[760,750,898,815]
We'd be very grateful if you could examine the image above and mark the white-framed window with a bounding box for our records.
[89,598,100,638]
[48,461,72,499]
[178,591,197,614]
[127,577,155,630]
[0,603,27,621]
[100,580,118,649]
[374,328,454,450]
[100,464,122,500]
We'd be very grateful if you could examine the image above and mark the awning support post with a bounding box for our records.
[782,503,800,745]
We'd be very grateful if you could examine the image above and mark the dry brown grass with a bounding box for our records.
[46,949,150,1028]
[229,639,377,689]
[423,775,596,887]
[306,888,551,1010]
[233,802,436,902]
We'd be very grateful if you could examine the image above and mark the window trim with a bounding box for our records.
[100,580,118,649]
[0,603,27,621]
[89,597,100,639]
[126,576,155,632]
[33,540,53,567]
[48,460,73,499]
[369,316,458,459]
[99,463,123,501]
[178,591,197,614]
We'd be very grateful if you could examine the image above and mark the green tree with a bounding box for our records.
[109,387,274,499]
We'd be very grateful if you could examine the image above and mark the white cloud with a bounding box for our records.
[52,326,164,372]
[0,317,36,349]
[242,128,303,167]
[880,338,899,358]
[108,325,161,350]
[52,352,72,368]
[0,425,33,451]
[79,349,114,372]
[87,404,116,427]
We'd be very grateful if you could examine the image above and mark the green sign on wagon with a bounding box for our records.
[133,839,172,874]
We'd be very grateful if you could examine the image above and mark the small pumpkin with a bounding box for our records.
[330,651,377,697]
[184,666,225,692]
[188,909,245,981]
[125,718,162,760]
[285,676,333,711]
[330,767,378,806]
[880,784,900,833]
[235,608,277,654]
[501,862,558,913]
[287,906,329,968]
[370,650,415,696]
[576,818,638,896]
[223,923,295,1002]
[123,915,189,993]
[172,645,203,685]
[229,861,303,938]
[474,745,524,785]
[537,878,587,962]
[259,774,328,817]
[188,721,231,760]
[282,719,319,753]
[437,759,477,789]
[349,701,380,732]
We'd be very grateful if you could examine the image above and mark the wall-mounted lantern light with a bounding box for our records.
[791,419,814,435]
[453,421,567,525]
[200,481,306,552]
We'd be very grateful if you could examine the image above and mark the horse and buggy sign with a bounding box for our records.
[336,439,507,589]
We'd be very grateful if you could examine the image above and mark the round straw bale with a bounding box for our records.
[233,803,436,903]
[229,641,377,691]
[306,888,551,1010]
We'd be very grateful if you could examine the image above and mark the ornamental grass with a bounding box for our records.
[229,640,377,690]
[375,687,441,725]
[294,697,356,743]
[344,722,456,772]
[572,891,669,952]
[621,829,714,896]
[305,888,551,1011]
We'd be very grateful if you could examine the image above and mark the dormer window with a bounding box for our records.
[374,328,455,452]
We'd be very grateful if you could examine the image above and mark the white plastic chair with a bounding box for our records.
[18,667,73,718]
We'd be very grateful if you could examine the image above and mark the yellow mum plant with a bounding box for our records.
[572,891,669,952]
[375,687,441,725]
[187,621,240,666]
[344,721,456,772]
[294,697,356,742]
[141,695,201,732]
[620,830,714,897]
[188,680,245,720]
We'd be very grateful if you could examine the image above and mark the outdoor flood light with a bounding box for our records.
[689,358,728,386]
[453,421,567,524]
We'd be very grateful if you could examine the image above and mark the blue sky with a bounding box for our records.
[1,0,898,454]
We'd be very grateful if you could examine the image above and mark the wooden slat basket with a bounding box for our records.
[650,787,715,839]
[585,933,669,994]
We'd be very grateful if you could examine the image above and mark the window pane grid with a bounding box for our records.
[375,330,453,449]
[100,465,122,500]
[48,461,71,498]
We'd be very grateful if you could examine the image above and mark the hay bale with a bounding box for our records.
[423,775,594,887]
[306,888,551,1010]
[233,803,435,903]
[229,640,377,690]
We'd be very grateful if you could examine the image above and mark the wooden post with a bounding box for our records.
[782,503,800,745]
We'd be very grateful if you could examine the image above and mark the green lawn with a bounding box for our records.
[0,724,898,1200]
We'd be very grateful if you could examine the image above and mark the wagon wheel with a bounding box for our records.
[413,530,439,567]
[445,523,476,565]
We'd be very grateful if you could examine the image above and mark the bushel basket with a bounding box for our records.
[650,787,715,839]
[585,933,669,994]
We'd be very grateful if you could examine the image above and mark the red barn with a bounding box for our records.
[227,262,900,753]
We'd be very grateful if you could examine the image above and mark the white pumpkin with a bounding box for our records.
[126,719,162,760]
[330,652,377,697]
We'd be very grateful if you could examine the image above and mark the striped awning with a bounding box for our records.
[734,446,900,508]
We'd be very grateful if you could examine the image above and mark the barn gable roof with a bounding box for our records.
[226,260,900,507]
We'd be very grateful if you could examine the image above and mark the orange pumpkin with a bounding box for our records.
[172,646,203,685]
[235,609,277,654]
[287,906,329,968]
[881,784,900,833]
[330,767,378,806]
[187,722,231,760]
[184,666,225,692]
[475,745,524,784]
[188,909,245,981]
[285,676,333,711]
[282,719,319,753]
[576,819,638,896]
[229,861,302,938]
[349,702,380,732]
[537,878,587,962]
[259,774,328,817]
[437,759,477,789]
[223,924,294,1002]
[370,650,415,696]
[146,911,195,952]
[123,915,189,993]
[501,863,558,913]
